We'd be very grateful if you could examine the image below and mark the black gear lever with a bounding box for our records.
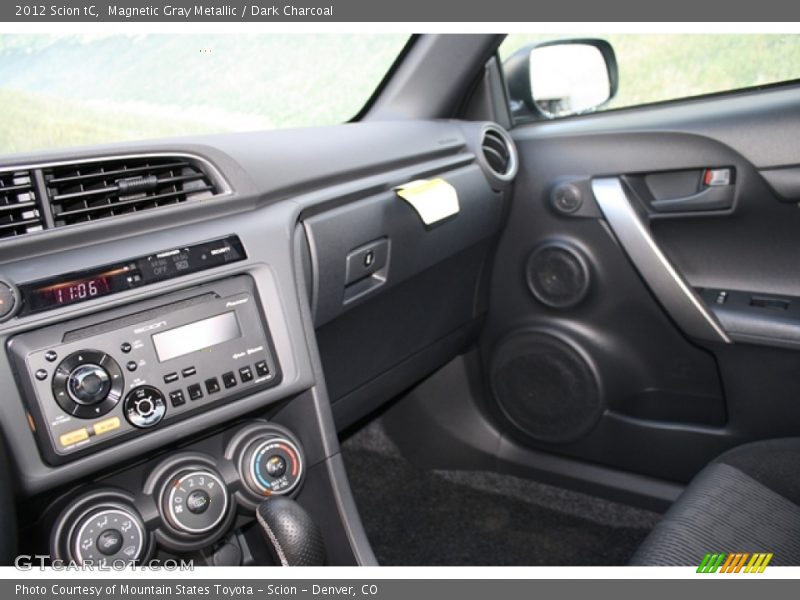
[256,496,326,566]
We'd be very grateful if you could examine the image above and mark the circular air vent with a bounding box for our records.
[480,124,518,182]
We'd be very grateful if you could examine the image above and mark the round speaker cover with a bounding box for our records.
[526,243,590,309]
[491,332,602,443]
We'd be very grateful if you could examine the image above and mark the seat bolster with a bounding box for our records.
[631,462,800,566]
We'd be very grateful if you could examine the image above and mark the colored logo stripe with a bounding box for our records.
[745,553,773,573]
[697,553,726,573]
[697,552,773,573]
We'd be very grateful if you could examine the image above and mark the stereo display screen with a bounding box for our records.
[152,311,242,362]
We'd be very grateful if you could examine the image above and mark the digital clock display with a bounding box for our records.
[48,276,112,306]
[22,267,131,313]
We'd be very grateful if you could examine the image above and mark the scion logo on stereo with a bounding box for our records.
[133,321,167,335]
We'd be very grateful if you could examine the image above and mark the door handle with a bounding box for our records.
[592,177,730,343]
[650,185,734,213]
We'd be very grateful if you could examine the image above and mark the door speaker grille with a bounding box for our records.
[526,242,590,309]
[490,331,602,443]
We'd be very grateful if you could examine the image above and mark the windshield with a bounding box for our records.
[0,34,410,155]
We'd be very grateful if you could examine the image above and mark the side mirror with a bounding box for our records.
[504,39,618,119]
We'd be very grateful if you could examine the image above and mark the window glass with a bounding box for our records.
[0,34,409,155]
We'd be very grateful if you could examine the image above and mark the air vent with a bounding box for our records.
[480,125,518,182]
[0,170,44,239]
[44,156,221,228]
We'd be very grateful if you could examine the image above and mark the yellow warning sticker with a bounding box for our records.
[395,178,459,226]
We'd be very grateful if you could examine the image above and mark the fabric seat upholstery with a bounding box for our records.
[631,438,800,566]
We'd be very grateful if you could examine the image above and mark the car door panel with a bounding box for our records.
[479,85,800,483]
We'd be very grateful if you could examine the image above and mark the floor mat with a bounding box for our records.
[341,421,660,566]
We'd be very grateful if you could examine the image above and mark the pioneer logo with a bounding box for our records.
[211,246,231,256]
[133,321,167,334]
[225,298,248,308]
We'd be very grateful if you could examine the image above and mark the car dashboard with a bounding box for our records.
[0,118,517,566]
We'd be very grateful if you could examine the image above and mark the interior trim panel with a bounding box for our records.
[592,177,730,344]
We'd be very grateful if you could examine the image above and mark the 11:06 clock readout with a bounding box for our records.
[50,277,111,305]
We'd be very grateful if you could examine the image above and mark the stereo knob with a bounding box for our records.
[123,385,166,429]
[70,506,146,565]
[243,437,304,497]
[67,364,111,405]
[52,351,124,419]
[162,469,229,535]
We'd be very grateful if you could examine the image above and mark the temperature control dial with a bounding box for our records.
[162,469,229,535]
[52,350,124,419]
[243,437,303,497]
[123,385,166,428]
[70,506,145,565]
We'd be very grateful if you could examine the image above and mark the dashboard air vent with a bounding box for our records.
[480,125,518,182]
[44,157,220,227]
[0,170,43,239]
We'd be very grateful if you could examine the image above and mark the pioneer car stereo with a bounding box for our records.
[7,275,281,464]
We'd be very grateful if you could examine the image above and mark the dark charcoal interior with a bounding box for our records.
[1,33,799,567]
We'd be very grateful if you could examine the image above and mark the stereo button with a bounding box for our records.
[59,428,89,447]
[120,342,132,354]
[205,378,221,394]
[239,366,253,383]
[255,361,270,377]
[93,417,121,436]
[169,390,186,407]
[222,372,237,389]
[187,384,203,401]
[126,361,137,372]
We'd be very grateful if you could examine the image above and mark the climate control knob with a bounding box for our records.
[123,385,166,428]
[161,469,229,535]
[242,437,303,497]
[70,506,146,565]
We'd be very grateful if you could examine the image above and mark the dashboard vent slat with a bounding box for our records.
[46,160,191,186]
[44,157,222,228]
[0,171,44,239]
[481,123,519,187]
[481,129,512,176]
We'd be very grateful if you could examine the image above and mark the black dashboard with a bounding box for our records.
[0,119,517,566]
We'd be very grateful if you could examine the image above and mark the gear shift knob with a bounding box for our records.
[256,496,326,566]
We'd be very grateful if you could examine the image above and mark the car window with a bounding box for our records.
[500,34,800,118]
[0,34,409,155]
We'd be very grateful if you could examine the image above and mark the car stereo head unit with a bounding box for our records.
[7,275,281,465]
